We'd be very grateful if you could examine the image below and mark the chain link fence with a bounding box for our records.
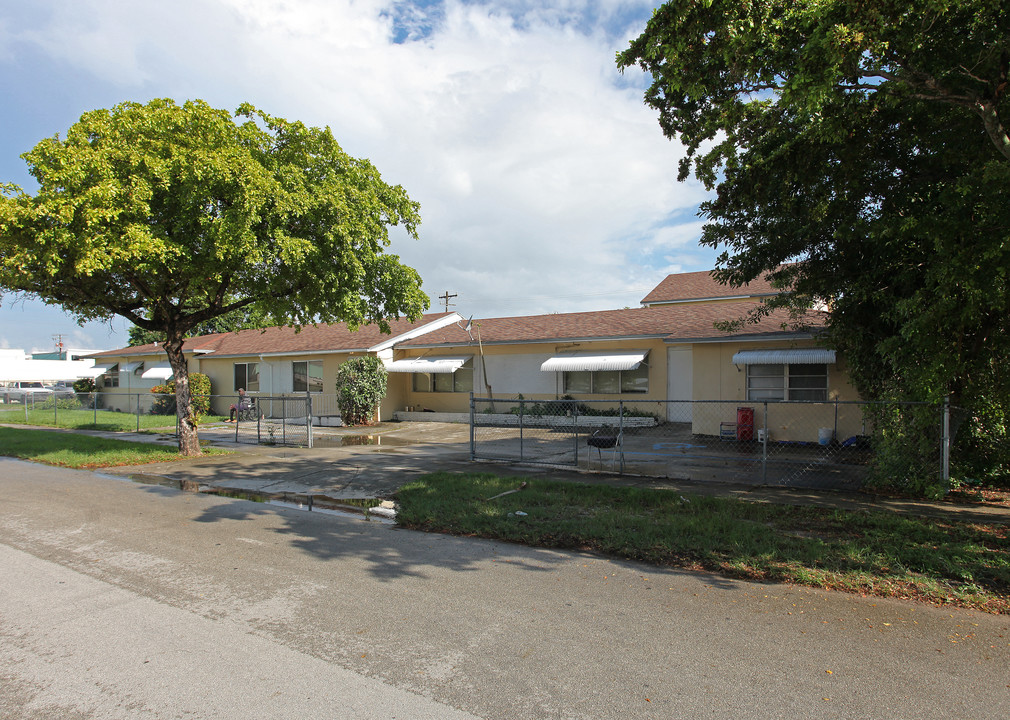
[471,395,951,491]
[0,391,346,448]
[210,392,346,447]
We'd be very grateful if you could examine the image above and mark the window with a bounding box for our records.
[747,364,827,401]
[563,366,649,394]
[104,363,120,388]
[234,362,260,392]
[412,359,474,393]
[293,360,324,393]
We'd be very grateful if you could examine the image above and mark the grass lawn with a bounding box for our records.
[396,472,1010,614]
[0,426,230,468]
[0,406,227,431]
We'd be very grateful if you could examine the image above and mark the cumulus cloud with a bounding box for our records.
[0,0,717,350]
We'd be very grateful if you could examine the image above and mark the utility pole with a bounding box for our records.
[52,334,65,359]
[438,291,457,312]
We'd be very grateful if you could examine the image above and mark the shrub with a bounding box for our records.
[336,357,387,426]
[507,394,658,420]
[71,377,101,408]
[35,395,84,411]
[73,377,96,393]
[150,373,212,418]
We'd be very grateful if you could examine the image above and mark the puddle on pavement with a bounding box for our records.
[100,472,196,492]
[203,488,396,523]
[311,433,415,448]
[112,473,395,523]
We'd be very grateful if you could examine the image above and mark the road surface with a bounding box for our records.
[2,457,1008,718]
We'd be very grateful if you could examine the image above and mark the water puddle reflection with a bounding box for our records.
[106,473,393,523]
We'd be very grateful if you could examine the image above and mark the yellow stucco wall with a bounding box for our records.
[690,341,865,443]
[395,340,671,417]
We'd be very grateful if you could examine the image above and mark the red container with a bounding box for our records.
[736,406,754,441]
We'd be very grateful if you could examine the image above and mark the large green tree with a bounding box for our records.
[0,99,427,455]
[620,1,1010,483]
[127,304,271,346]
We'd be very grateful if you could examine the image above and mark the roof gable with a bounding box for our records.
[88,313,461,359]
[640,270,781,306]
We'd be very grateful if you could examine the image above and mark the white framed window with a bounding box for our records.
[747,364,828,401]
[293,360,323,393]
[234,362,260,392]
[104,363,120,388]
[563,365,649,394]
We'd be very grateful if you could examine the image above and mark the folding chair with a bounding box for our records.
[587,425,623,470]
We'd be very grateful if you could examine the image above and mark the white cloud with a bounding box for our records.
[1,0,717,349]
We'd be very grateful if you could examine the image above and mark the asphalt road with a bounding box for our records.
[2,457,1009,719]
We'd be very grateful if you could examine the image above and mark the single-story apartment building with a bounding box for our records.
[85,271,863,442]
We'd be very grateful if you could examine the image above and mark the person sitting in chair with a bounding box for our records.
[227,388,251,422]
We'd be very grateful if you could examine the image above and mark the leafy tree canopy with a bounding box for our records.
[127,304,271,346]
[620,1,1010,485]
[0,99,428,454]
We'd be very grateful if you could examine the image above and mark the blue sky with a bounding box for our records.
[0,0,715,354]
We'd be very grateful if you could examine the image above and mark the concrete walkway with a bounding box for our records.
[75,420,1010,524]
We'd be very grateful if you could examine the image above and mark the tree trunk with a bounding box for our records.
[162,336,202,457]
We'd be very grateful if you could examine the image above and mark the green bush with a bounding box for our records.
[150,373,212,418]
[336,357,387,426]
[35,396,84,411]
[72,377,96,393]
[507,394,657,420]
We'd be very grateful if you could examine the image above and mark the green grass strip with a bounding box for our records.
[0,407,227,431]
[0,426,229,468]
[396,472,1010,614]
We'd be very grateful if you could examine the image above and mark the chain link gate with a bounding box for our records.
[471,395,587,467]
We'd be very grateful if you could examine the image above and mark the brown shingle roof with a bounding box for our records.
[88,313,458,358]
[399,301,824,348]
[640,270,781,306]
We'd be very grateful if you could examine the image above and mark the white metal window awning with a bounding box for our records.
[731,349,836,365]
[541,350,649,373]
[384,356,472,374]
[122,361,144,373]
[141,362,174,380]
[77,363,118,379]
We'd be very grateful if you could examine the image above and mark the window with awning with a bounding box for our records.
[387,356,474,393]
[385,356,472,374]
[731,349,836,365]
[540,350,649,373]
[78,363,118,379]
[541,351,650,395]
[141,363,174,381]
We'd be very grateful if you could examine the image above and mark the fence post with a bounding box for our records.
[942,396,951,487]
[618,401,625,474]
[54,393,59,425]
[136,393,141,432]
[519,397,525,462]
[93,392,97,426]
[573,399,579,467]
[306,392,313,449]
[762,401,768,485]
[282,395,287,446]
[469,392,475,461]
